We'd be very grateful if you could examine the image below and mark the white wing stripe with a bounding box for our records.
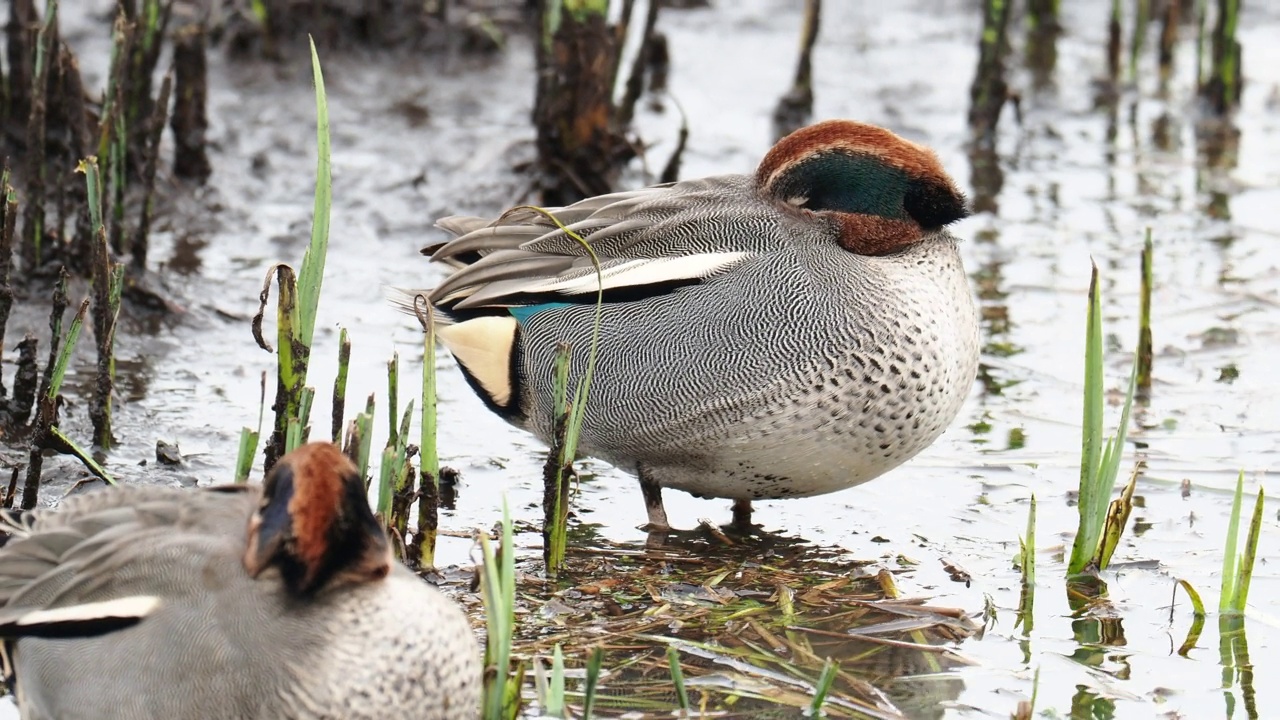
[519,252,753,296]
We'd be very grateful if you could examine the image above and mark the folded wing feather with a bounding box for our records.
[426,176,762,311]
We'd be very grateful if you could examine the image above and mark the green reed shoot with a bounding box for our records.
[534,645,567,718]
[1016,494,1036,634]
[545,344,573,572]
[1220,471,1264,616]
[480,499,521,720]
[235,372,268,483]
[376,399,414,522]
[1067,263,1138,576]
[387,352,400,446]
[1137,230,1153,395]
[254,38,331,470]
[809,657,838,717]
[48,301,88,402]
[80,155,124,449]
[381,352,422,548]
[667,645,690,713]
[416,299,440,567]
[285,386,314,452]
[45,298,116,487]
[419,303,439,483]
[377,447,398,518]
[518,207,604,576]
[331,327,350,442]
[354,395,375,481]
[582,646,604,719]
[298,39,331,350]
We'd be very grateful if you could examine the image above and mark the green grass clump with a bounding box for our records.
[516,208,603,577]
[251,37,330,472]
[1220,471,1264,616]
[1067,262,1138,576]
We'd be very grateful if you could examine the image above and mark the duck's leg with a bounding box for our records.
[637,465,672,534]
[730,499,754,533]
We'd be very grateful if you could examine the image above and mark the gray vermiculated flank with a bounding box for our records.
[0,485,481,720]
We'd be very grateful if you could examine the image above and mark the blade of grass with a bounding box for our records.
[235,428,260,483]
[356,398,375,481]
[538,645,567,718]
[667,645,689,713]
[809,657,838,717]
[297,385,314,438]
[258,39,331,471]
[48,426,117,486]
[235,371,267,483]
[48,300,89,401]
[582,646,604,719]
[1069,263,1106,574]
[412,296,441,569]
[1228,486,1264,615]
[296,36,331,351]
[377,446,398,518]
[1219,471,1244,613]
[387,351,399,447]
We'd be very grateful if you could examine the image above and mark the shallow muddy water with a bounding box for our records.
[9,0,1279,717]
